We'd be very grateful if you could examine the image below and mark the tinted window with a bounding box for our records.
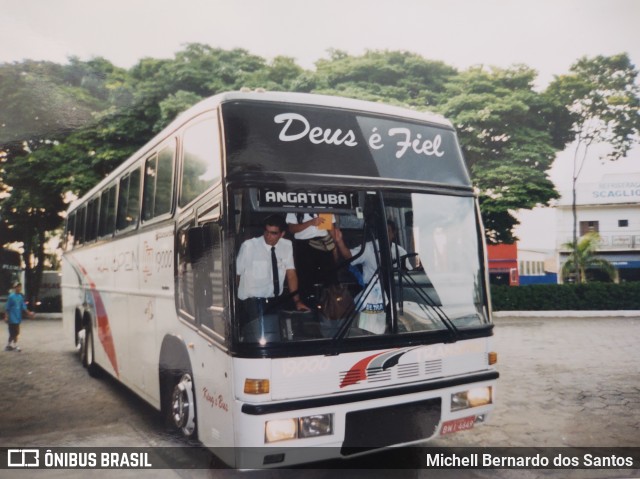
[99,185,116,237]
[76,206,86,245]
[222,102,470,187]
[180,118,220,206]
[117,168,141,231]
[65,212,76,251]
[143,145,174,221]
[177,221,225,338]
[85,197,100,242]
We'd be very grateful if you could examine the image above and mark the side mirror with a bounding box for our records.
[399,252,422,271]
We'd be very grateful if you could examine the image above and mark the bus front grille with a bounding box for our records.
[341,397,441,455]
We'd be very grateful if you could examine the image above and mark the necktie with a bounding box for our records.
[271,246,279,297]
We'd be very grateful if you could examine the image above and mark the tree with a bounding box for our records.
[313,49,457,106]
[438,65,572,243]
[561,232,616,283]
[0,58,125,302]
[546,54,640,282]
[0,60,102,147]
[1,141,76,303]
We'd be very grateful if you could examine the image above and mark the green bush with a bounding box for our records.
[490,283,640,311]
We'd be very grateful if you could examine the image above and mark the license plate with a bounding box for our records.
[440,416,476,435]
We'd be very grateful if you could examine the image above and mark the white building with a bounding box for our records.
[555,173,640,282]
[518,248,558,285]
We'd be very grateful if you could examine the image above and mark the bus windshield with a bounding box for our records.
[232,187,487,345]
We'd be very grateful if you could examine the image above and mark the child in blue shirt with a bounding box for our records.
[4,283,34,352]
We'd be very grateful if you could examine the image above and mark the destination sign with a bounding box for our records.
[222,101,472,187]
[258,189,357,209]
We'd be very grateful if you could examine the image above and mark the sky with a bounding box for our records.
[1,0,639,248]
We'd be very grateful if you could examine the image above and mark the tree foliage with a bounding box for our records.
[313,49,457,106]
[547,54,640,163]
[438,66,568,242]
[0,58,127,300]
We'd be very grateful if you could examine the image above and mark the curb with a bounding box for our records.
[31,312,640,320]
[493,310,640,319]
[32,313,63,320]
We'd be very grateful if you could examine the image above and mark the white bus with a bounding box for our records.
[62,91,498,468]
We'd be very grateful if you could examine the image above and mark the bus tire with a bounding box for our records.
[75,310,84,352]
[79,327,89,365]
[81,326,100,378]
[76,327,86,355]
[168,371,197,438]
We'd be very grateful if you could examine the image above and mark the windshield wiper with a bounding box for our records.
[395,253,459,342]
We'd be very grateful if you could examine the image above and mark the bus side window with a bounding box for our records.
[86,196,100,243]
[76,206,87,246]
[65,212,76,251]
[197,224,225,337]
[180,118,220,207]
[142,153,158,222]
[143,144,174,221]
[117,168,141,231]
[177,229,196,321]
[178,223,225,339]
[155,146,174,216]
[99,185,116,238]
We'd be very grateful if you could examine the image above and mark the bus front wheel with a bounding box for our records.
[170,372,196,438]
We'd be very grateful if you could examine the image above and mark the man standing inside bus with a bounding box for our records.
[330,220,410,334]
[4,283,34,352]
[236,215,309,341]
[286,212,337,302]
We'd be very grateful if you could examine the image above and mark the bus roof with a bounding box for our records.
[184,90,452,128]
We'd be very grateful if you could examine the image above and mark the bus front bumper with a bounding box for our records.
[232,370,498,468]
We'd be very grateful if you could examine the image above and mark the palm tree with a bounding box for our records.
[561,232,617,284]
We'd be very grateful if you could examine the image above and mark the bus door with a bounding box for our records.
[176,201,234,448]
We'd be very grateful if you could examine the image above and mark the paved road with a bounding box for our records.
[1,315,639,478]
[439,315,640,448]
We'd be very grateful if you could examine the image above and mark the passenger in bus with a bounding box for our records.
[331,220,411,334]
[286,213,337,303]
[236,215,309,341]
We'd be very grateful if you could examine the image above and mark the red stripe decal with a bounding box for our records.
[77,264,119,377]
[340,348,417,388]
[340,352,384,388]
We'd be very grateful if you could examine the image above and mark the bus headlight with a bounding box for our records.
[265,418,297,443]
[265,414,333,443]
[451,387,492,411]
[299,414,333,438]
